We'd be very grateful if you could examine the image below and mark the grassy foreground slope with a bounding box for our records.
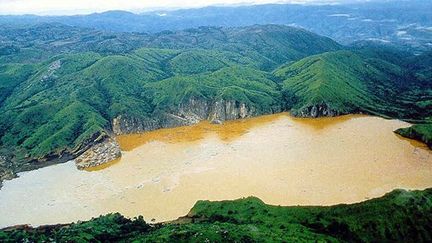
[1,188,431,242]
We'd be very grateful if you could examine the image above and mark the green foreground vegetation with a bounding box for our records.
[1,188,431,242]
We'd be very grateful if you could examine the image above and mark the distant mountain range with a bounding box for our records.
[0,1,431,51]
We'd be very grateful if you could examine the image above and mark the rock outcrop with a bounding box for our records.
[0,155,16,189]
[293,103,340,118]
[395,124,432,149]
[112,98,258,135]
[208,99,255,123]
[113,116,161,135]
[74,97,261,169]
[75,138,121,169]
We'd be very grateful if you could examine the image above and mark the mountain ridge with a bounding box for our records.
[1,1,431,51]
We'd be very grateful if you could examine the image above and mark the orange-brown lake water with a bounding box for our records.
[0,113,431,227]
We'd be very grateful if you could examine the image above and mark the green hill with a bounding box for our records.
[2,188,431,242]
[275,51,374,117]
[144,25,342,71]
[275,50,431,119]
[0,51,170,163]
[147,66,281,113]
[275,49,432,146]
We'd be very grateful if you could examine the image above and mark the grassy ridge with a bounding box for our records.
[275,51,375,115]
[147,66,281,112]
[1,188,431,242]
[275,50,431,118]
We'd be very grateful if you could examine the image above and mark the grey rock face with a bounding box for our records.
[113,97,258,135]
[79,97,267,168]
[211,119,223,125]
[113,115,160,135]
[0,155,15,188]
[209,99,255,122]
[295,103,340,118]
[75,138,121,169]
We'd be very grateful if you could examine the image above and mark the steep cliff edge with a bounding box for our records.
[290,103,340,118]
[75,138,121,169]
[112,98,260,135]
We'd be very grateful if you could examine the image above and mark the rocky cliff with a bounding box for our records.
[69,97,262,170]
[0,156,15,188]
[75,138,121,169]
[291,103,340,118]
[112,98,260,135]
[0,97,269,187]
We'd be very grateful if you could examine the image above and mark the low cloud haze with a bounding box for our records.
[0,0,359,15]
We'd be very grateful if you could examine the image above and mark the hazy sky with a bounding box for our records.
[0,0,345,15]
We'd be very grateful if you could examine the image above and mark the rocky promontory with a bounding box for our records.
[75,138,121,169]
[291,103,341,118]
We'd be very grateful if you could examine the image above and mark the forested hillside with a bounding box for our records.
[275,50,432,119]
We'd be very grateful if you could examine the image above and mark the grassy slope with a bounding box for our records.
[275,51,376,115]
[274,50,432,146]
[275,50,431,119]
[0,50,172,163]
[146,24,342,71]
[147,66,281,113]
[395,46,432,145]
[1,188,431,242]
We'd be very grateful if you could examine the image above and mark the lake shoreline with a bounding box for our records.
[2,111,430,189]
[1,114,430,228]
